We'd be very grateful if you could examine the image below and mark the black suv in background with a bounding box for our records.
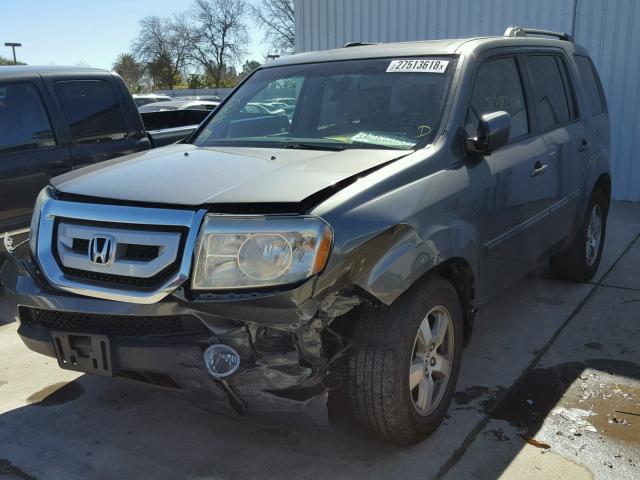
[0,66,205,252]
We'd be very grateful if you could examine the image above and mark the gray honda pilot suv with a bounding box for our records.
[1,28,611,445]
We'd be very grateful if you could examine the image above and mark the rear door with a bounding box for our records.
[465,54,554,298]
[573,54,610,176]
[522,53,586,247]
[51,78,148,168]
[573,55,608,141]
[0,79,73,235]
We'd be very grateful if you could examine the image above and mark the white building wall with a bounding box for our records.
[294,0,640,201]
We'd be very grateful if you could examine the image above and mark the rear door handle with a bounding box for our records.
[530,161,548,177]
[579,139,590,152]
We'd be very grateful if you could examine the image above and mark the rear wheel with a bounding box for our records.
[550,188,608,282]
[347,276,463,446]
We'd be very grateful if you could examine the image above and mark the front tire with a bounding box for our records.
[347,275,464,446]
[550,188,609,282]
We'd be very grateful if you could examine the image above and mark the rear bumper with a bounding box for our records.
[0,248,332,422]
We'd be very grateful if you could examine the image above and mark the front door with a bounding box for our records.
[464,55,554,300]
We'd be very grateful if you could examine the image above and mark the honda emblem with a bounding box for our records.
[88,235,116,266]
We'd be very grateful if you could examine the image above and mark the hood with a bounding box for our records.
[52,144,406,207]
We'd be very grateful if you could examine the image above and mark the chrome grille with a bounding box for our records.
[34,190,207,304]
[55,221,182,282]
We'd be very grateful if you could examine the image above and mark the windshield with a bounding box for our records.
[193,56,456,151]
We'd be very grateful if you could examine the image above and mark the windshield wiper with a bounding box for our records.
[283,142,346,151]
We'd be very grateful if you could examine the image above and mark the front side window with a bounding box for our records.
[194,57,457,151]
[466,57,529,141]
[0,83,55,153]
[55,80,127,143]
[524,55,575,130]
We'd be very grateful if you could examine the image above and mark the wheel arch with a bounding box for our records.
[594,173,612,211]
[338,222,479,342]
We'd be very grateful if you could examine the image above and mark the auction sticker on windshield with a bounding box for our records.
[386,59,449,73]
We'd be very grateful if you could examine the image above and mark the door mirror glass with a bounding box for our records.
[465,111,510,155]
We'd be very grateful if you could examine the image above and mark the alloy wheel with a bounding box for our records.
[409,305,454,415]
[586,204,603,267]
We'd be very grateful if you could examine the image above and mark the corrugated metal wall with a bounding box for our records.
[294,0,640,201]
[574,0,640,202]
[295,0,575,50]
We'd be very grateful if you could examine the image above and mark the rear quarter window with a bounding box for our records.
[55,80,127,143]
[574,55,606,116]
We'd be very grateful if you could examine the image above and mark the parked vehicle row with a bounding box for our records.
[138,99,220,113]
[133,94,222,111]
[0,28,611,446]
[131,93,172,107]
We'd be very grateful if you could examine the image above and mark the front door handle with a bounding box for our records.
[530,161,548,177]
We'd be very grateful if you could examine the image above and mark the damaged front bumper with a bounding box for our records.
[0,246,361,423]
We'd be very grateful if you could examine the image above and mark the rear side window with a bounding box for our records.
[524,55,576,130]
[466,57,529,141]
[574,56,605,115]
[0,83,55,153]
[55,80,126,142]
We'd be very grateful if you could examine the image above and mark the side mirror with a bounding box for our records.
[465,111,511,156]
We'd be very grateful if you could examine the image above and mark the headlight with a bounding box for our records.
[29,186,52,257]
[192,215,333,290]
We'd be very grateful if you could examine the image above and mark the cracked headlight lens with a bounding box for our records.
[192,215,333,290]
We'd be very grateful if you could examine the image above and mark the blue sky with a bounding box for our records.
[0,0,266,70]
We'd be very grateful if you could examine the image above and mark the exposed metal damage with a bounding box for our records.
[203,291,365,424]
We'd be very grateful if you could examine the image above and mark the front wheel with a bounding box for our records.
[347,276,464,446]
[550,188,609,282]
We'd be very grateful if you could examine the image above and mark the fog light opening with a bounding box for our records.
[203,344,241,379]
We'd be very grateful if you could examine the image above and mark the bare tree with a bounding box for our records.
[251,0,294,53]
[132,15,191,89]
[189,0,248,87]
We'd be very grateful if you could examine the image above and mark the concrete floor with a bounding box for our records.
[1,202,639,480]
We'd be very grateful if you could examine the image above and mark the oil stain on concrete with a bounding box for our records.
[26,381,84,407]
[454,385,505,413]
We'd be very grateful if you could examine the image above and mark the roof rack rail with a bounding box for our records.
[503,27,574,42]
[343,42,377,48]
